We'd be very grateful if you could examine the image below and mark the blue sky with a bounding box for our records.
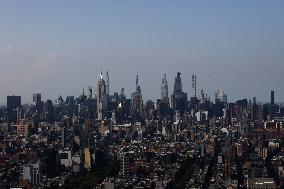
[0,1,284,103]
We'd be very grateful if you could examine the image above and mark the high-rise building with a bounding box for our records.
[215,89,227,103]
[97,72,107,120]
[66,96,75,117]
[33,93,43,121]
[88,86,93,100]
[174,72,182,93]
[33,93,41,105]
[192,75,197,97]
[131,75,143,118]
[106,71,110,96]
[171,72,187,114]
[271,90,275,104]
[161,74,168,102]
[45,100,55,123]
[7,95,21,123]
[46,148,59,178]
[22,162,42,186]
[269,90,277,120]
[84,148,91,171]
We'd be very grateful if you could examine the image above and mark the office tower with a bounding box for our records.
[269,90,276,120]
[161,74,169,102]
[201,89,205,99]
[106,71,110,95]
[171,72,187,114]
[120,88,125,98]
[121,152,130,178]
[7,95,21,123]
[45,100,55,123]
[33,93,41,105]
[159,74,170,118]
[84,148,91,171]
[215,89,227,103]
[271,90,274,104]
[192,75,197,97]
[66,96,75,117]
[253,97,257,105]
[131,75,143,118]
[174,72,182,93]
[86,87,96,119]
[46,148,59,178]
[23,162,42,186]
[58,149,72,167]
[33,93,43,120]
[88,86,93,100]
[97,72,107,120]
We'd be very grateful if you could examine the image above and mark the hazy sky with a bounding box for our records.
[0,1,284,103]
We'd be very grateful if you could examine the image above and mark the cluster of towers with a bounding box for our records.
[159,72,201,114]
[93,71,202,121]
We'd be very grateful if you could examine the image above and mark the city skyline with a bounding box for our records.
[0,71,281,104]
[1,2,284,188]
[0,1,284,103]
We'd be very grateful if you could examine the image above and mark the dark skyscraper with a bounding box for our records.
[174,72,182,93]
[192,75,197,97]
[269,90,276,120]
[7,95,21,123]
[33,93,41,105]
[271,90,275,104]
[46,148,60,178]
[33,93,43,115]
[106,71,110,96]
[46,100,55,123]
[171,72,187,114]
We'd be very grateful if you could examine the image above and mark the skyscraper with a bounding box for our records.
[46,148,60,178]
[33,93,43,119]
[161,74,168,102]
[270,90,276,120]
[45,100,55,123]
[131,75,143,118]
[23,162,42,186]
[174,72,182,93]
[97,72,107,120]
[106,71,110,96]
[7,95,21,123]
[171,72,187,114]
[33,93,41,105]
[215,89,227,103]
[192,75,197,97]
[271,90,275,104]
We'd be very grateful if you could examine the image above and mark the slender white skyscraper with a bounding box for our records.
[161,74,168,101]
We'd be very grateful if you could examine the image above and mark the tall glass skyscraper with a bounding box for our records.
[7,95,21,123]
